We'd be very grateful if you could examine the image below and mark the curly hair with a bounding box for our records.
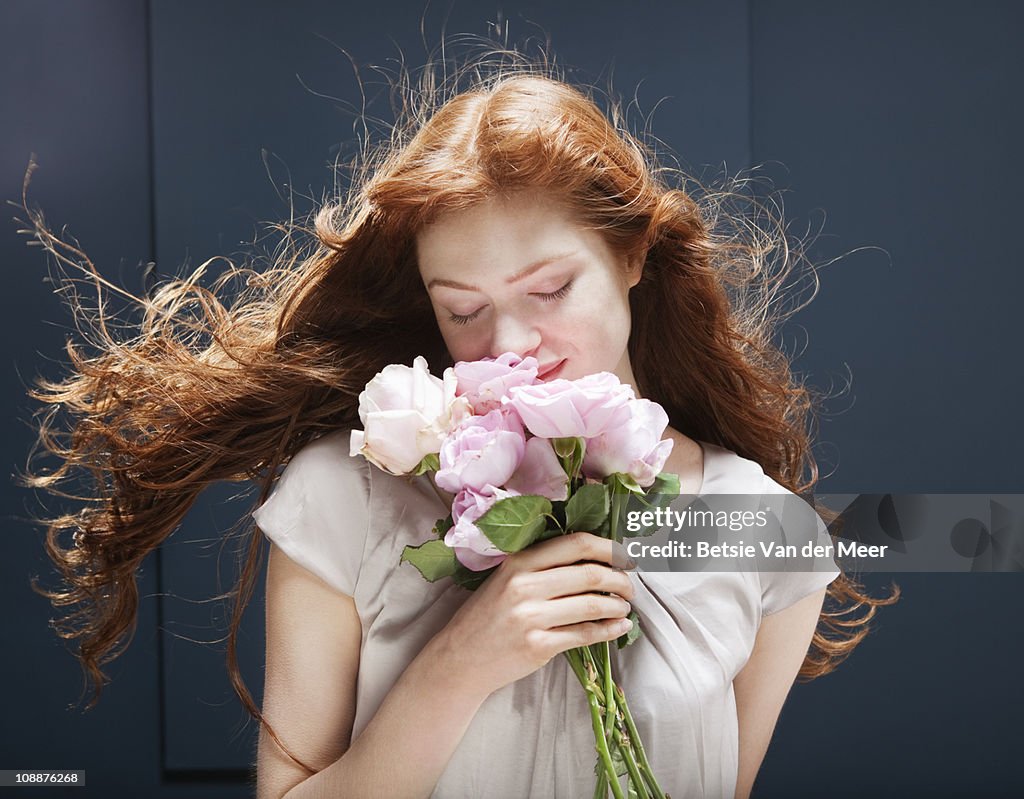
[16,41,898,775]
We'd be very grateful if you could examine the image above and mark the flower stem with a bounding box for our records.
[564,649,668,799]
[601,642,617,743]
[564,648,587,684]
[565,650,612,799]
[615,684,667,799]
[609,485,626,544]
[589,649,649,799]
[618,730,650,799]
[582,657,625,799]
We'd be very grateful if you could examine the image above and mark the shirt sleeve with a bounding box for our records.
[758,475,841,617]
[252,430,371,597]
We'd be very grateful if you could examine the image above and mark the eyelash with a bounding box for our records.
[447,280,575,326]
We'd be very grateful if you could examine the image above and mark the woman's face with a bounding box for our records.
[415,190,641,386]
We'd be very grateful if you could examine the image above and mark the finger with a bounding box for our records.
[545,617,635,654]
[532,562,636,601]
[509,531,632,572]
[542,593,632,629]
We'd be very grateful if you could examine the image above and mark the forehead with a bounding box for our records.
[415,191,595,278]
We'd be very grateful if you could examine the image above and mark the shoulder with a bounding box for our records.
[285,429,368,479]
[253,430,372,596]
[263,429,372,521]
[699,441,839,616]
[699,441,776,495]
[699,440,822,526]
[268,430,371,509]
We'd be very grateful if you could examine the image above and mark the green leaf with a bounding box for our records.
[413,452,440,475]
[619,472,683,537]
[432,514,454,539]
[475,495,552,553]
[538,525,565,542]
[565,483,610,532]
[616,610,643,649]
[592,748,627,780]
[592,744,629,779]
[651,471,681,496]
[400,539,459,581]
[610,473,645,495]
[451,563,496,591]
[633,472,681,510]
[610,742,628,777]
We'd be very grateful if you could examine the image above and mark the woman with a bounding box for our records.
[22,49,893,799]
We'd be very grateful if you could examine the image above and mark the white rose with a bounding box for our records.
[349,356,469,475]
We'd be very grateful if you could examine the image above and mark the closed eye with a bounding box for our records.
[536,280,577,305]
[448,278,577,325]
[446,309,481,327]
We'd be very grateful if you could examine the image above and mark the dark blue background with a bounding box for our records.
[2,1,1020,796]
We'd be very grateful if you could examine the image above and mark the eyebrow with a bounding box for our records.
[426,251,578,291]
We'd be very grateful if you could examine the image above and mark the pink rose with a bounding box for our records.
[349,356,470,475]
[454,352,540,414]
[446,487,514,571]
[506,436,569,500]
[504,372,636,439]
[434,409,526,494]
[582,398,674,487]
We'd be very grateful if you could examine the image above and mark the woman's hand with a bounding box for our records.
[427,532,637,699]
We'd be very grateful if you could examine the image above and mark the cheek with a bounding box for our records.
[557,279,631,342]
[436,322,488,362]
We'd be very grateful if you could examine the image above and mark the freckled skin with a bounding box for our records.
[415,190,641,387]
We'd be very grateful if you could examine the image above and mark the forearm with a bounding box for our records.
[283,633,489,799]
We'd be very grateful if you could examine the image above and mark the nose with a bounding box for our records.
[490,311,541,360]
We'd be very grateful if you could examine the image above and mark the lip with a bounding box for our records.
[537,359,566,381]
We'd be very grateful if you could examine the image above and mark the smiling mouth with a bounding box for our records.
[537,359,566,380]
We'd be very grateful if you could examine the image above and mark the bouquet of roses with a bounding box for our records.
[350,353,679,799]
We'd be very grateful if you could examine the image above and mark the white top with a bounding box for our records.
[252,430,840,798]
